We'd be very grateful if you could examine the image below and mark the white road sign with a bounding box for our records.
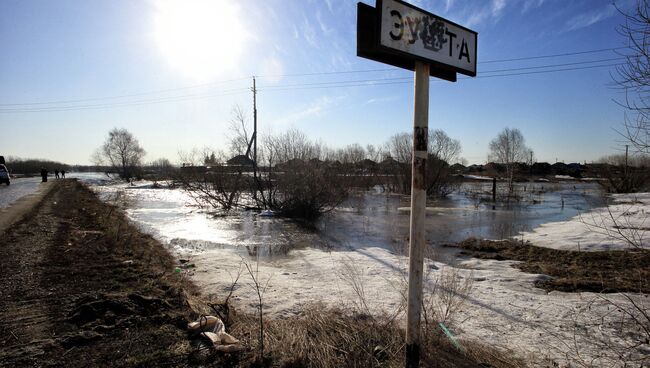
[379,0,477,76]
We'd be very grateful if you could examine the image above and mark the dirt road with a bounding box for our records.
[0,180,198,367]
[0,177,48,208]
[0,179,52,234]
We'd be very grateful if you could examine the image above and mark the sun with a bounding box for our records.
[153,0,248,81]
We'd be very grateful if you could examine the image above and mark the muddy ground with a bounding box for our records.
[455,237,650,293]
[0,180,199,367]
[0,180,513,368]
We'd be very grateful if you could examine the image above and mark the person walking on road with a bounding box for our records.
[40,168,48,182]
[54,169,60,179]
[61,170,66,179]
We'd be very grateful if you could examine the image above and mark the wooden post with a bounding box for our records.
[492,177,497,202]
[406,61,429,368]
[625,144,629,178]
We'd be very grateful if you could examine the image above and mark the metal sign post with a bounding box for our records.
[357,1,477,367]
[406,60,429,366]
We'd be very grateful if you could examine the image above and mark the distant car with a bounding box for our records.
[0,164,10,185]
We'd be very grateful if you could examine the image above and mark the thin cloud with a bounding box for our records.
[316,10,332,35]
[492,0,506,17]
[323,0,334,14]
[564,5,616,32]
[272,96,336,126]
[364,96,400,105]
[522,0,545,14]
[301,15,318,48]
[464,0,508,28]
[444,0,455,12]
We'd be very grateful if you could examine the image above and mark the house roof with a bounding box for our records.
[227,155,254,166]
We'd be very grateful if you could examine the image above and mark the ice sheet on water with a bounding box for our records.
[520,192,650,251]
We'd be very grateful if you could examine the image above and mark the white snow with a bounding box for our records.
[186,245,646,367]
[520,192,649,251]
[463,174,494,181]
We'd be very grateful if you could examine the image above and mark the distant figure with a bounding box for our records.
[40,168,48,182]
[54,169,60,179]
[61,170,66,179]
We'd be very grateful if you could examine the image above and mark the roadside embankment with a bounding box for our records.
[0,180,200,367]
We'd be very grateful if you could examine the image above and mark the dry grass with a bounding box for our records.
[220,305,524,368]
[455,238,650,293]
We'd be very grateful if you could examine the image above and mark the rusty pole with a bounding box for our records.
[405,61,429,368]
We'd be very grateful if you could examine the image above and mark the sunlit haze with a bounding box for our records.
[154,0,248,81]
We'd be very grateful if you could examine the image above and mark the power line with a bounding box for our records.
[473,62,623,79]
[0,76,251,107]
[0,56,626,113]
[0,88,249,113]
[480,47,627,64]
[0,62,622,112]
[260,76,411,90]
[479,57,623,73]
[257,46,627,78]
[1,46,626,107]
[259,63,622,91]
[257,57,624,91]
[256,68,395,79]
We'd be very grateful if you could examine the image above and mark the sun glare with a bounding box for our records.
[153,0,248,81]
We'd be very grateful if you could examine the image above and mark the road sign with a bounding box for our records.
[379,0,477,76]
[356,1,477,367]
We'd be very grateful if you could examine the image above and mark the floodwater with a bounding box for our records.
[86,176,605,263]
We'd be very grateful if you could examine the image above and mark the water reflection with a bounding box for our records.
[91,180,604,261]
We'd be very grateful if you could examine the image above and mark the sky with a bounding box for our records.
[0,0,641,165]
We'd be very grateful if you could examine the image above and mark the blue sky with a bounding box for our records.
[0,0,639,165]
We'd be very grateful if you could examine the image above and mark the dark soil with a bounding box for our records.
[455,238,650,293]
[0,180,199,367]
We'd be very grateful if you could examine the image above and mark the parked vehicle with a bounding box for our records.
[0,164,10,185]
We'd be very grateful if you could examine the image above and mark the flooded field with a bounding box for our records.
[81,175,648,366]
[89,178,604,261]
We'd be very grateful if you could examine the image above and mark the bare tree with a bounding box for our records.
[255,128,348,220]
[383,130,462,197]
[365,144,382,163]
[615,0,650,152]
[427,130,462,197]
[176,148,245,211]
[147,158,174,180]
[384,133,412,193]
[229,105,252,156]
[429,130,461,164]
[96,128,145,180]
[597,153,650,192]
[488,127,532,193]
